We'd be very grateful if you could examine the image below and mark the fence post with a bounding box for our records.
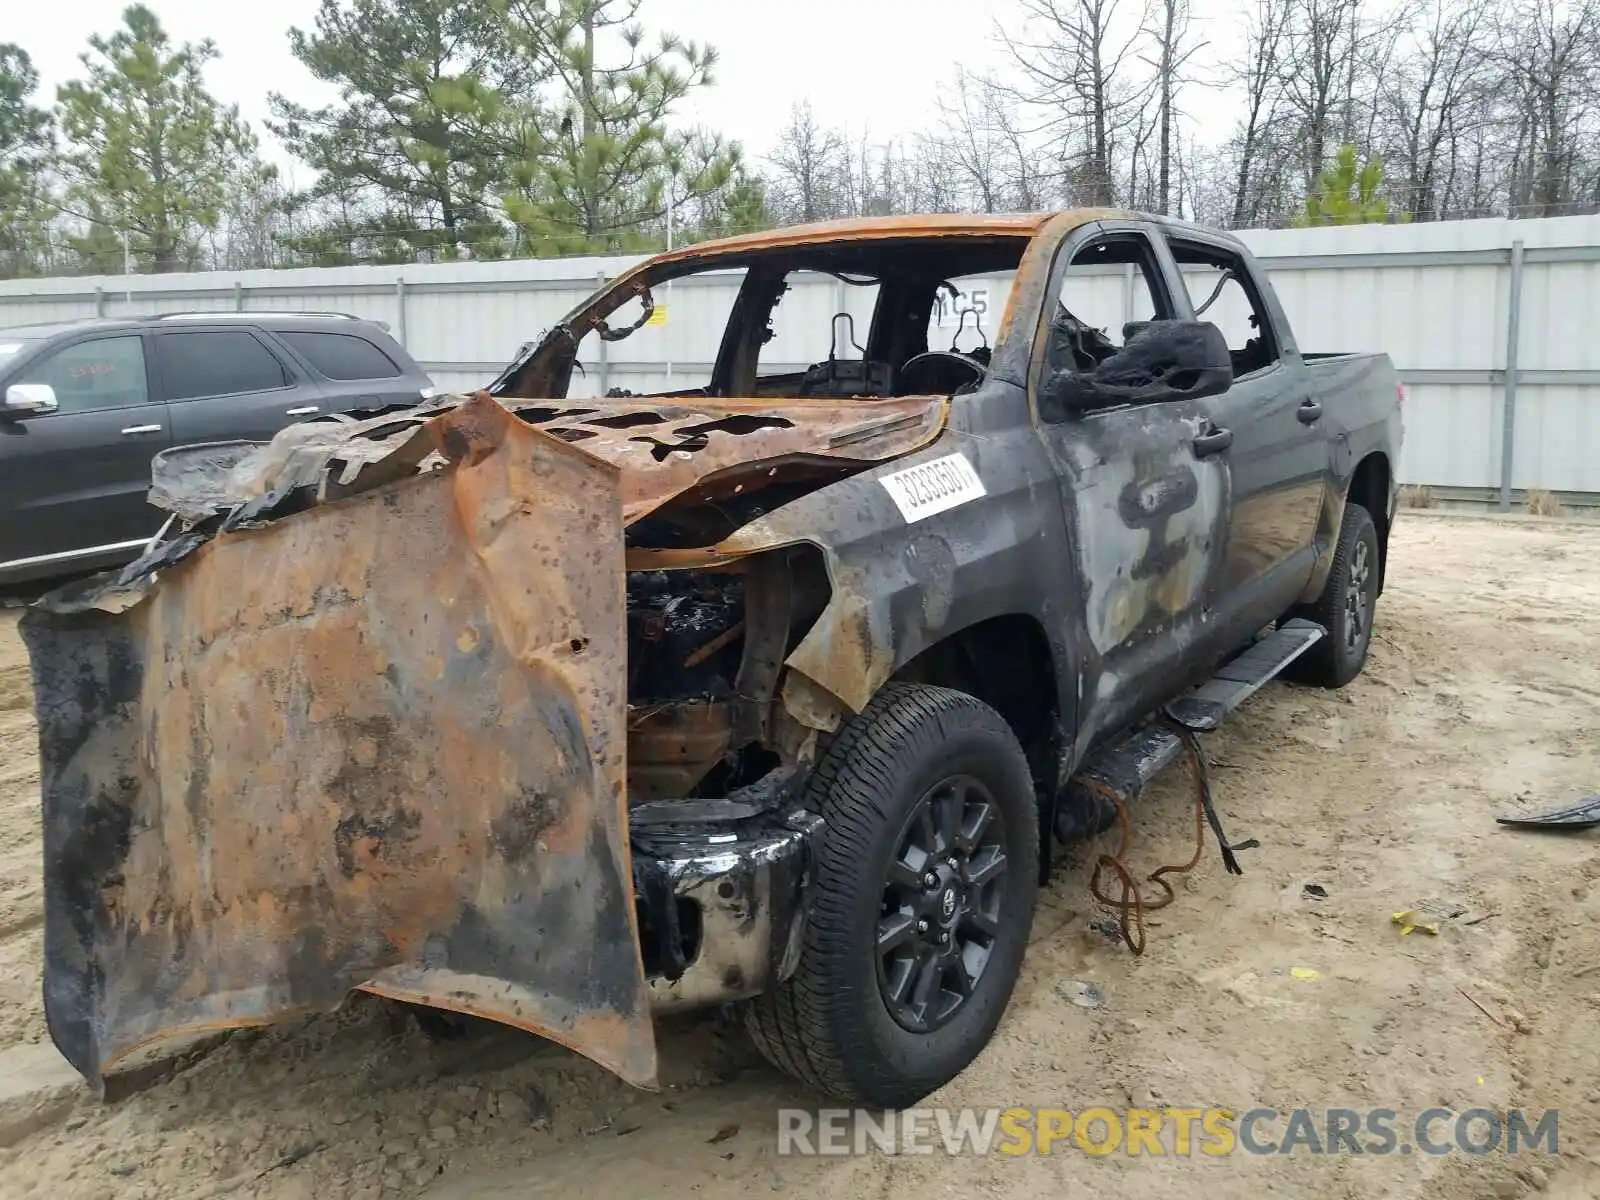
[94,286,106,318]
[395,277,408,348]
[1499,238,1525,512]
[234,281,245,312]
[1122,263,1136,326]
[596,270,610,396]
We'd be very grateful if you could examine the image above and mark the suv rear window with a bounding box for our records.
[158,331,289,400]
[280,331,403,380]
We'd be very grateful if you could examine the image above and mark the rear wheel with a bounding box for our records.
[1286,501,1380,688]
[744,683,1038,1108]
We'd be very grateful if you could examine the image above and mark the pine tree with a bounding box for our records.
[497,0,737,253]
[56,5,260,272]
[685,171,770,243]
[1296,144,1399,226]
[0,44,56,278]
[270,0,523,262]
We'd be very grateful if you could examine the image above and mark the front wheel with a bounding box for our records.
[1286,501,1380,688]
[744,684,1038,1108]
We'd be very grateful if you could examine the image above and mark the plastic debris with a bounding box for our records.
[1391,910,1440,936]
[1058,979,1107,1008]
[1496,794,1600,830]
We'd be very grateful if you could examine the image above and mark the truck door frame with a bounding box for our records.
[1157,228,1327,634]
[1023,218,1237,759]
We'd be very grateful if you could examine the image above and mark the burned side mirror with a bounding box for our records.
[1038,320,1233,422]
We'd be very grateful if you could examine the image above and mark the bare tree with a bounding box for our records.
[838,127,875,216]
[871,137,905,216]
[1141,0,1205,213]
[936,70,1006,212]
[765,101,847,223]
[1121,86,1160,208]
[1356,2,1418,153]
[738,0,1600,231]
[1376,0,1492,219]
[990,99,1053,209]
[1000,0,1151,205]
[1497,0,1600,215]
[1278,0,1366,186]
[925,70,1055,212]
[902,134,966,212]
[1222,0,1294,224]
[212,164,292,269]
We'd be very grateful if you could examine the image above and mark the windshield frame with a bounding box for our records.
[492,234,1035,402]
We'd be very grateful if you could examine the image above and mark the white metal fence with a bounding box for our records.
[3,213,1598,505]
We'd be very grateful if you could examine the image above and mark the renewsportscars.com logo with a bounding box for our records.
[777,1107,1560,1158]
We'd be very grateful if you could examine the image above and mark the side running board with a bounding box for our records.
[1165,619,1326,732]
[1057,619,1327,840]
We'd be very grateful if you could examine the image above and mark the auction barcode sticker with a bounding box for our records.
[879,453,987,523]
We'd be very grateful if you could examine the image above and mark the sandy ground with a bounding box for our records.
[0,511,1597,1199]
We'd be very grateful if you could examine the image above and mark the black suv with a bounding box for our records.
[0,311,435,586]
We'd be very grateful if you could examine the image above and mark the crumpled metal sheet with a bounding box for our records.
[23,396,654,1090]
[135,392,946,534]
[514,397,944,523]
[139,402,459,529]
[145,441,264,525]
[25,384,949,1095]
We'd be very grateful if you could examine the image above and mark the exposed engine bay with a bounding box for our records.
[627,570,743,706]
[623,547,832,805]
[619,553,836,1007]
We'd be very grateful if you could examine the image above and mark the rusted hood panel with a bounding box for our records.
[506,395,945,522]
[150,392,946,532]
[23,397,654,1089]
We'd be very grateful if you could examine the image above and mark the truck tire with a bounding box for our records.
[1286,501,1380,688]
[744,683,1038,1108]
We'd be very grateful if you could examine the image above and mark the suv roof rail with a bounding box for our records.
[151,310,366,322]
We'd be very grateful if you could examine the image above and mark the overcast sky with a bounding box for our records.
[18,0,1254,178]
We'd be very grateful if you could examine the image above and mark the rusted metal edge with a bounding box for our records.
[26,395,656,1093]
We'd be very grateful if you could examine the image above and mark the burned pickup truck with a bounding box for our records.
[22,211,1401,1109]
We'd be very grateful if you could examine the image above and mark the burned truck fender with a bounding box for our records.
[710,395,1082,745]
[619,421,1080,1010]
[1298,448,1395,607]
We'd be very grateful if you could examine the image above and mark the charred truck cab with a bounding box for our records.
[22,212,1402,1109]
